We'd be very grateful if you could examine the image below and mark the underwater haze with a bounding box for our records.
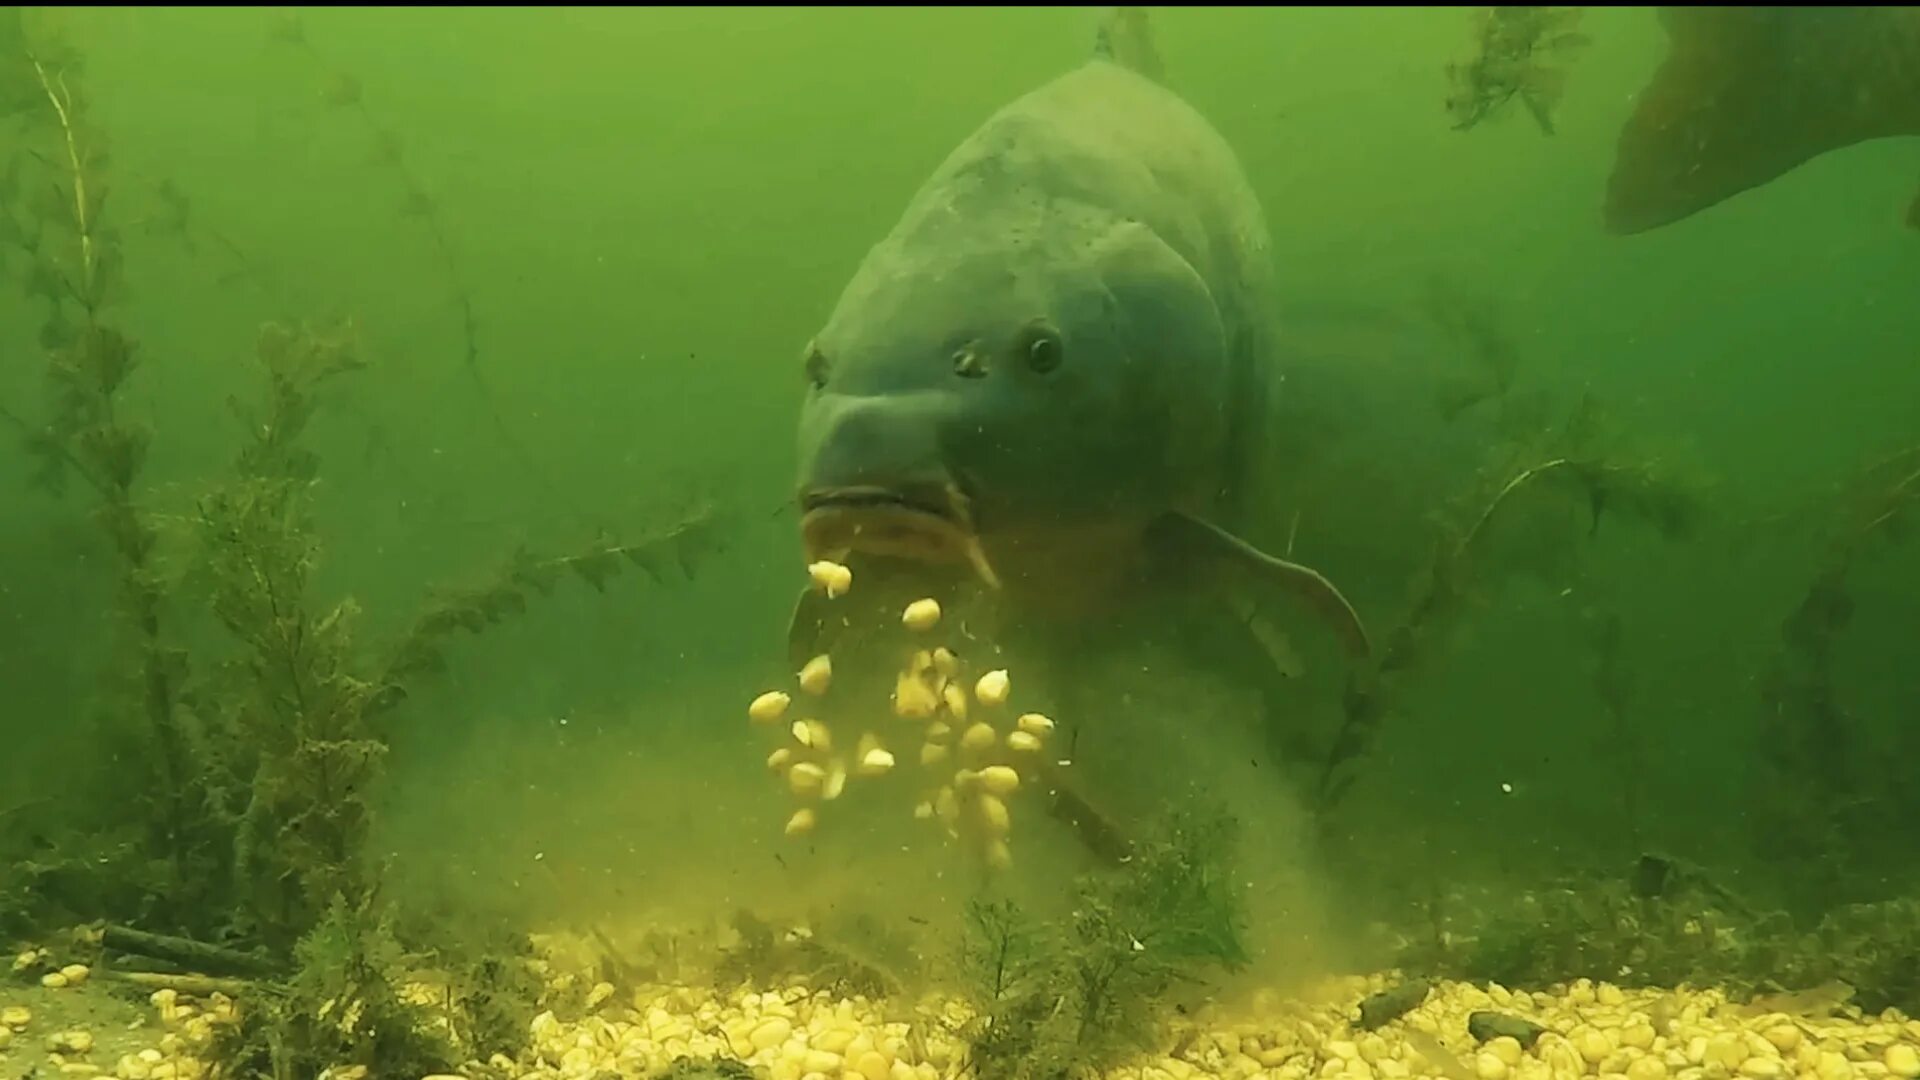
[3,6,1920,1079]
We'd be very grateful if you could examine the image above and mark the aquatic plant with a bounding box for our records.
[1445,7,1590,136]
[2,4,721,1016]
[1309,286,1700,835]
[374,507,721,715]
[1405,854,1774,996]
[959,808,1249,1079]
[0,284,706,1080]
[208,337,715,952]
[4,303,718,951]
[712,909,906,1003]
[1582,606,1645,859]
[183,319,392,949]
[0,810,157,943]
[1752,441,1920,919]
[262,6,570,513]
[212,893,462,1079]
[1392,852,1920,1018]
[0,8,204,911]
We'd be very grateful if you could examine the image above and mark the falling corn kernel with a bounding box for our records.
[932,647,959,677]
[788,761,827,797]
[894,671,938,719]
[1017,712,1055,736]
[798,654,833,696]
[926,721,952,741]
[942,681,969,719]
[975,669,1010,706]
[911,649,933,674]
[934,786,960,825]
[766,747,793,773]
[985,838,1013,871]
[920,742,950,766]
[824,759,849,800]
[902,597,942,631]
[1007,731,1042,753]
[960,722,997,752]
[785,808,817,836]
[977,793,1011,835]
[858,747,896,776]
[791,718,831,750]
[748,691,791,725]
[585,981,615,1009]
[913,800,934,820]
[953,767,979,791]
[979,765,1020,796]
[807,559,853,598]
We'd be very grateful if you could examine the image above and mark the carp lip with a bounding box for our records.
[799,484,1002,588]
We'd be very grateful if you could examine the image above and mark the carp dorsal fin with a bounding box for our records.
[1605,7,1920,234]
[1094,6,1166,85]
[1148,510,1372,661]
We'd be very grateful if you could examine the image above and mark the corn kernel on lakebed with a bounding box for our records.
[0,958,237,1080]
[10,956,1917,1080]
[499,973,1920,1080]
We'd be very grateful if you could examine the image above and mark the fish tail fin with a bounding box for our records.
[1605,7,1920,235]
[1094,6,1165,84]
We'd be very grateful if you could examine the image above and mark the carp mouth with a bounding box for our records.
[799,483,1002,588]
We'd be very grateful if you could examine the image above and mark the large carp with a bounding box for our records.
[1604,7,1920,234]
[786,8,1370,854]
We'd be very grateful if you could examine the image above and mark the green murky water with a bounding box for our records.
[2,7,1917,1076]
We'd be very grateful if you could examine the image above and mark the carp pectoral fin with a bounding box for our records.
[1034,758,1134,865]
[1223,592,1307,682]
[786,587,833,670]
[1150,511,1372,661]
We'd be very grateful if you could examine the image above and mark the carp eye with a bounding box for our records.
[802,341,830,390]
[1022,324,1064,374]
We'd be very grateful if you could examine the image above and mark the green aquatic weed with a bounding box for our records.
[961,808,1250,1079]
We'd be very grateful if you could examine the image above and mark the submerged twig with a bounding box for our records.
[102,924,282,977]
[102,969,258,997]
